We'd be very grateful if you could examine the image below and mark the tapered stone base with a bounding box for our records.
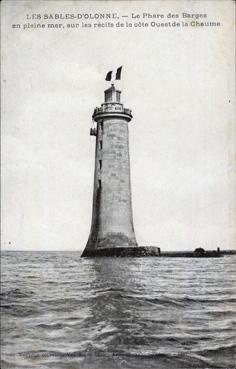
[85,232,137,251]
[81,246,161,257]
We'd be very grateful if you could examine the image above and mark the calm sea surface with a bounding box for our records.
[1,251,236,369]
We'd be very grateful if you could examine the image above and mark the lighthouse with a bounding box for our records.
[81,82,138,257]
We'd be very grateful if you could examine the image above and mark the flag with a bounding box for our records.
[116,66,122,80]
[105,67,123,81]
[105,71,112,81]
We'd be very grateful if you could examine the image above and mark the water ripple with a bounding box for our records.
[1,251,236,369]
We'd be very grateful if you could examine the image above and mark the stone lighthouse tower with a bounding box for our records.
[81,83,138,257]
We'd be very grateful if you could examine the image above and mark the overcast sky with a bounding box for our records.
[2,0,235,251]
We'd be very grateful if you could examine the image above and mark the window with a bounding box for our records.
[100,121,104,131]
[98,180,101,189]
[116,91,120,102]
[105,91,112,102]
[99,140,103,150]
[99,160,102,169]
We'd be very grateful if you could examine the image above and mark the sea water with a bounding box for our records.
[1,251,236,369]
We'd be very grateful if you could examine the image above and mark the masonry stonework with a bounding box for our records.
[81,84,137,256]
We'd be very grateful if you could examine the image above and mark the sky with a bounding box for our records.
[1,0,235,251]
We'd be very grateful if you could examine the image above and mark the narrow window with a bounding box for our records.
[116,91,120,102]
[100,121,103,131]
[99,160,102,169]
[98,180,101,189]
[99,140,103,150]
